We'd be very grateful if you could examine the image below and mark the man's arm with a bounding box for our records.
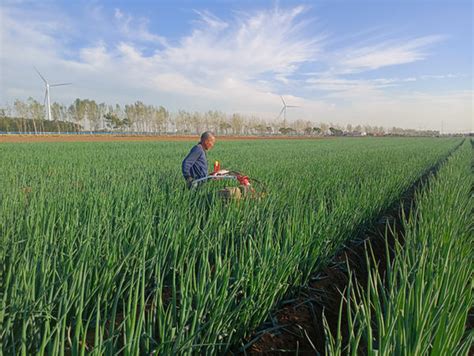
[182,146,201,179]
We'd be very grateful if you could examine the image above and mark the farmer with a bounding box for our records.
[182,131,216,188]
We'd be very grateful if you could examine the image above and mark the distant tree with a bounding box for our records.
[85,100,106,132]
[51,102,65,133]
[14,99,28,132]
[175,110,191,133]
[254,124,267,135]
[304,127,313,135]
[202,110,211,131]
[27,97,44,134]
[68,99,87,132]
[207,110,224,135]
[293,119,307,134]
[219,121,232,135]
[104,112,125,130]
[205,110,223,135]
[390,126,404,135]
[83,100,96,132]
[320,122,329,134]
[152,105,169,133]
[191,112,202,134]
[2,104,11,118]
[97,103,107,131]
[125,102,138,131]
[364,125,374,135]
[279,127,296,135]
[329,126,343,136]
[231,113,244,135]
[0,108,10,132]
[243,116,253,135]
[136,101,147,132]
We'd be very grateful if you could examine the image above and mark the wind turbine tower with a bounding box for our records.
[34,67,71,121]
[277,95,299,127]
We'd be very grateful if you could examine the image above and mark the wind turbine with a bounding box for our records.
[276,95,299,126]
[34,67,71,121]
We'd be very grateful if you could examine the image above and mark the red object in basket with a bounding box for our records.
[213,161,221,173]
[237,175,250,186]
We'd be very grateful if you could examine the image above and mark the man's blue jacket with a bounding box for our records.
[182,143,208,180]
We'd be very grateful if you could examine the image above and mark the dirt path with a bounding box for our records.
[234,142,462,355]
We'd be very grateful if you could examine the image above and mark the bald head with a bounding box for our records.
[200,131,215,151]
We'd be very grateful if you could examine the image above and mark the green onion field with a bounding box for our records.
[1,137,471,354]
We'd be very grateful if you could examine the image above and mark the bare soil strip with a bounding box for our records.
[0,134,329,143]
[234,142,463,355]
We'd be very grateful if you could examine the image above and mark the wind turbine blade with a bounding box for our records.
[280,95,286,106]
[286,105,300,108]
[50,83,72,87]
[34,66,47,84]
[276,107,285,119]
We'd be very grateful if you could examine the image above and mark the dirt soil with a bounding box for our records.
[0,134,327,143]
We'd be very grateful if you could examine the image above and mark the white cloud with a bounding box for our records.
[162,5,323,81]
[419,73,458,80]
[306,77,386,92]
[114,8,123,20]
[328,35,445,74]
[193,10,229,30]
[78,44,111,68]
[305,74,460,99]
[113,7,168,46]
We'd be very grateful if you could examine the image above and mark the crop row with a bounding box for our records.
[0,138,462,354]
[324,139,473,355]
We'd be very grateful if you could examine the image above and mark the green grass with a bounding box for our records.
[0,137,462,354]
[324,139,473,355]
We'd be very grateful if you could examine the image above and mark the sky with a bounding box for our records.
[0,0,472,132]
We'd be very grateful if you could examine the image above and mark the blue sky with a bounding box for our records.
[1,0,472,132]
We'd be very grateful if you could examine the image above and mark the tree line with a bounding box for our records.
[0,97,440,137]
